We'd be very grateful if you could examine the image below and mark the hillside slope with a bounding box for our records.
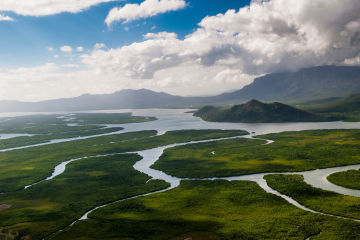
[310,92,360,113]
[217,66,360,102]
[306,92,360,121]
[194,100,329,123]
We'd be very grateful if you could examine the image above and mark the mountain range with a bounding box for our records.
[215,65,360,102]
[1,65,360,112]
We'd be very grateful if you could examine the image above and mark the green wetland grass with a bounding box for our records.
[0,129,247,239]
[265,174,360,220]
[0,129,246,192]
[0,113,156,150]
[0,154,169,239]
[328,169,360,190]
[0,126,124,150]
[0,113,155,134]
[0,130,156,192]
[52,180,360,240]
[1,113,360,240]
[153,129,360,178]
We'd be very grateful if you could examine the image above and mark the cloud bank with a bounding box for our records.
[2,0,360,101]
[0,14,13,21]
[0,0,116,16]
[105,0,186,26]
[82,0,360,93]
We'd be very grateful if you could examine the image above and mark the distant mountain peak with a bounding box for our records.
[244,99,264,106]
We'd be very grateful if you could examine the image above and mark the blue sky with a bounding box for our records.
[0,0,359,101]
[0,0,250,68]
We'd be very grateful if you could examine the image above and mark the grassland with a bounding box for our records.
[0,129,247,192]
[0,113,155,134]
[1,112,360,240]
[51,180,360,240]
[0,113,157,150]
[0,126,124,150]
[0,128,248,240]
[265,174,360,220]
[328,169,360,190]
[153,129,360,178]
[0,154,169,239]
[0,130,155,192]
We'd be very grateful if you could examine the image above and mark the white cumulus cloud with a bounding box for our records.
[77,46,84,52]
[81,0,360,96]
[2,0,360,101]
[194,0,360,74]
[0,14,14,21]
[105,0,186,26]
[144,32,178,39]
[60,46,73,53]
[0,0,116,17]
[94,43,106,49]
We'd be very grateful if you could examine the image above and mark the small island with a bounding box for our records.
[194,99,330,123]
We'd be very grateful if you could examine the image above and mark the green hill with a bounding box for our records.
[194,100,329,123]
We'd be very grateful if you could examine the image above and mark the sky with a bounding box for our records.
[0,0,359,102]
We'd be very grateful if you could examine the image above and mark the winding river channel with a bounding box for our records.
[2,109,360,237]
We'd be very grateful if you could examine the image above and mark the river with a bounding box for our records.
[1,109,360,237]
